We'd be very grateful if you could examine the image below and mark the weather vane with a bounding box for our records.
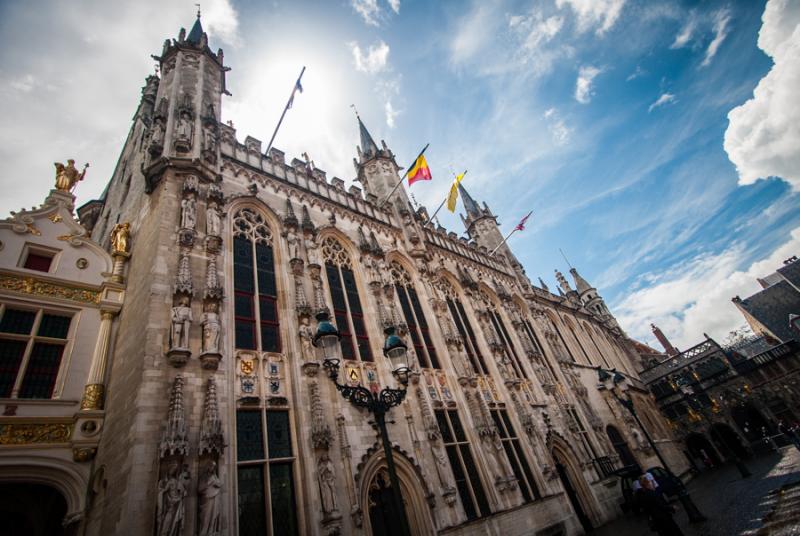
[350,104,360,119]
[195,3,201,18]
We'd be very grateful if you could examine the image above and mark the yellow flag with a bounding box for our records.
[446,171,466,212]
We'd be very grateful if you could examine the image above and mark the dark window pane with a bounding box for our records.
[235,293,254,319]
[260,324,281,353]
[234,238,254,293]
[255,243,274,271]
[420,328,439,369]
[0,309,36,335]
[435,410,453,443]
[270,463,298,536]
[448,410,467,442]
[491,411,508,438]
[326,266,347,311]
[267,411,292,458]
[396,287,416,328]
[356,336,373,362]
[502,441,531,502]
[236,411,264,461]
[408,289,428,328]
[0,339,26,397]
[237,465,267,536]
[512,440,540,499]
[18,343,64,398]
[24,252,53,272]
[257,268,277,297]
[37,314,71,339]
[460,446,490,516]
[351,316,368,337]
[259,297,278,322]
[235,320,256,350]
[500,411,516,437]
[342,269,362,313]
[446,445,476,520]
[339,337,355,361]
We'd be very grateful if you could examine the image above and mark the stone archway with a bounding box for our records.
[710,423,749,460]
[358,446,436,536]
[686,432,721,469]
[548,433,602,533]
[0,482,69,536]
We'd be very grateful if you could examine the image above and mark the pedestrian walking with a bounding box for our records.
[778,421,800,452]
[637,475,684,536]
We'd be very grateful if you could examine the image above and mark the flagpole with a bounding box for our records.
[378,143,429,209]
[489,227,518,256]
[265,66,306,156]
[425,170,467,227]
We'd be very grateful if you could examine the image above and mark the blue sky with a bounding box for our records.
[0,0,798,348]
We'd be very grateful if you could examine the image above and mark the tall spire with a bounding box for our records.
[186,9,204,45]
[569,267,593,295]
[357,113,380,160]
[458,183,482,220]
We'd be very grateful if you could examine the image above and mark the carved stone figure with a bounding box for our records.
[203,125,217,152]
[54,159,87,192]
[150,120,165,146]
[176,112,193,142]
[181,197,196,229]
[286,227,300,260]
[156,462,189,536]
[202,303,221,353]
[206,204,221,237]
[299,316,314,362]
[110,222,131,254]
[170,297,192,350]
[197,461,222,536]
[318,454,339,517]
[305,235,320,266]
[432,440,455,491]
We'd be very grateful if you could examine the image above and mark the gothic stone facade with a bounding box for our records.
[0,16,688,536]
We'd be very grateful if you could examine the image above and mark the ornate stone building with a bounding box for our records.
[0,15,686,536]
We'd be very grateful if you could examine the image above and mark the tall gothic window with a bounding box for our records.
[438,279,488,375]
[233,209,280,353]
[563,315,592,365]
[482,294,528,379]
[0,305,71,399]
[490,409,540,502]
[545,311,576,363]
[522,319,560,383]
[435,408,491,520]
[321,237,372,361]
[389,262,439,368]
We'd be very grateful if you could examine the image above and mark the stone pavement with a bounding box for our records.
[590,447,800,536]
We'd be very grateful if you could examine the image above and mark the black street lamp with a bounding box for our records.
[676,379,752,479]
[598,368,707,523]
[313,311,412,536]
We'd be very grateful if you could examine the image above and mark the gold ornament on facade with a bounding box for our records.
[0,273,100,304]
[0,422,73,445]
[73,447,97,462]
[81,383,106,411]
[54,159,89,192]
[110,222,131,255]
[48,213,63,223]
[25,223,41,236]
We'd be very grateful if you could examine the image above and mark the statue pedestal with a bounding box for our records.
[200,351,222,370]
[166,348,191,368]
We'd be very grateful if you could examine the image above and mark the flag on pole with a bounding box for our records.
[287,76,304,109]
[446,171,466,212]
[408,155,432,186]
[515,210,533,231]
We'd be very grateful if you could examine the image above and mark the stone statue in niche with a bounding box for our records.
[110,222,131,255]
[156,462,189,536]
[206,204,221,237]
[197,460,222,536]
[175,111,193,150]
[299,316,314,362]
[203,125,217,152]
[170,296,193,350]
[285,226,300,261]
[304,234,320,266]
[180,196,196,230]
[432,439,455,491]
[202,302,221,354]
[318,454,340,519]
[150,120,164,147]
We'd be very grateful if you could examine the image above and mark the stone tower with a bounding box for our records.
[459,184,520,267]
[569,267,620,331]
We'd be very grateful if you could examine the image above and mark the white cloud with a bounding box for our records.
[351,0,381,26]
[543,107,571,145]
[616,226,800,348]
[626,65,646,81]
[648,92,676,112]
[574,65,601,104]
[671,11,697,49]
[701,8,731,66]
[388,0,400,15]
[556,0,626,35]
[385,100,398,128]
[349,40,390,73]
[724,0,800,190]
[203,0,241,48]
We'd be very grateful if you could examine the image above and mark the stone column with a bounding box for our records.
[80,310,116,410]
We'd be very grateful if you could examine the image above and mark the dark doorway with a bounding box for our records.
[555,461,593,533]
[0,482,67,536]
[710,423,749,460]
[606,425,637,468]
[368,471,406,536]
[731,402,774,442]
[686,433,720,469]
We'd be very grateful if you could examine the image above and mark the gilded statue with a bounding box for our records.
[54,159,88,192]
[110,222,131,254]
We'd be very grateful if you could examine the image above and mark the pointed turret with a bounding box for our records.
[458,183,482,221]
[569,267,593,296]
[353,113,402,204]
[358,115,380,160]
[186,11,204,45]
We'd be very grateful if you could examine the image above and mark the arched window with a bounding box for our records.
[562,315,591,365]
[606,425,637,467]
[321,237,372,361]
[437,278,489,375]
[583,322,611,369]
[233,208,280,353]
[481,290,528,380]
[389,262,439,369]
[544,311,575,363]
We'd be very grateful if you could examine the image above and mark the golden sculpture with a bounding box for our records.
[0,273,100,304]
[111,222,131,254]
[54,159,89,192]
[81,383,106,411]
[0,422,73,445]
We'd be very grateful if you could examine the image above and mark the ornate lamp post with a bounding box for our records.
[676,379,752,478]
[313,311,412,536]
[598,368,707,523]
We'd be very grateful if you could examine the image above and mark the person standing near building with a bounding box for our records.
[637,476,684,536]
